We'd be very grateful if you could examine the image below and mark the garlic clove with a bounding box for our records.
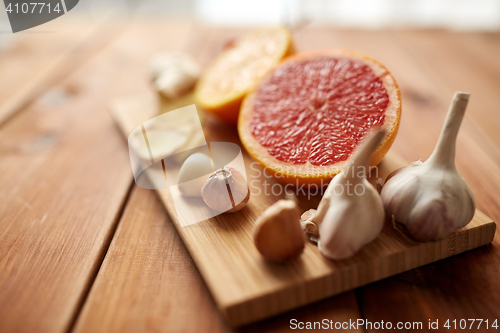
[316,128,387,259]
[201,167,249,213]
[300,209,320,239]
[129,127,188,162]
[150,52,201,99]
[318,180,385,259]
[226,168,250,213]
[129,107,202,163]
[155,69,197,99]
[380,92,475,242]
[253,199,305,262]
[178,153,213,197]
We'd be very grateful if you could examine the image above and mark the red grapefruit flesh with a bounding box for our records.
[238,49,401,186]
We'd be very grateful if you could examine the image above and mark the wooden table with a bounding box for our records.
[1,15,499,333]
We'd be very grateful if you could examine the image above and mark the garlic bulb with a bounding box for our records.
[316,129,386,260]
[380,92,475,242]
[253,198,305,262]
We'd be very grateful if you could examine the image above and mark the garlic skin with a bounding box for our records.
[300,209,320,241]
[201,167,250,213]
[317,129,387,260]
[178,153,213,197]
[380,92,475,242]
[150,52,201,99]
[253,199,305,262]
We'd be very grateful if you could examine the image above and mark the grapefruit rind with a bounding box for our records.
[238,49,401,186]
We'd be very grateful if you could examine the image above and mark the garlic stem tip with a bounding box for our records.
[380,90,475,242]
[455,91,470,101]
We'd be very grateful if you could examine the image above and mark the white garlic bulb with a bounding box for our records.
[178,153,213,197]
[380,92,475,242]
[316,129,386,260]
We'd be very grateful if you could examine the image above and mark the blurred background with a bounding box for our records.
[0,1,499,332]
[2,0,500,32]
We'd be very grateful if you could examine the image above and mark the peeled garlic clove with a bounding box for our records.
[380,92,475,242]
[201,167,249,213]
[178,153,213,197]
[299,209,320,245]
[254,199,305,262]
[318,129,386,260]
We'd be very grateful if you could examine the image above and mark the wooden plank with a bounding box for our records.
[0,19,193,333]
[393,30,500,152]
[0,16,122,126]
[107,27,500,329]
[77,27,500,331]
[354,243,500,330]
[387,29,500,228]
[72,187,363,333]
[291,28,500,223]
[110,92,495,327]
[302,29,500,329]
[240,294,362,332]
[391,30,500,176]
[74,26,364,332]
[72,186,232,333]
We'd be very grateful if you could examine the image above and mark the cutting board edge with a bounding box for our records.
[219,219,496,327]
[110,98,497,328]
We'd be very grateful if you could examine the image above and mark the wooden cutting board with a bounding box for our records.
[111,94,496,327]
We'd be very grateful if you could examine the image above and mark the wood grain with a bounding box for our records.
[0,16,122,126]
[110,93,495,327]
[0,19,193,333]
[74,26,365,332]
[100,27,499,330]
[72,185,364,333]
[394,30,500,151]
[73,186,232,333]
[2,24,500,333]
[301,28,500,330]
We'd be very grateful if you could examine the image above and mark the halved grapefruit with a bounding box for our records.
[195,26,294,124]
[238,49,401,186]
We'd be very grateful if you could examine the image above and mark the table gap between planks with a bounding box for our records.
[0,15,125,126]
[0,20,499,333]
[301,29,500,330]
[0,16,191,333]
[74,25,500,332]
